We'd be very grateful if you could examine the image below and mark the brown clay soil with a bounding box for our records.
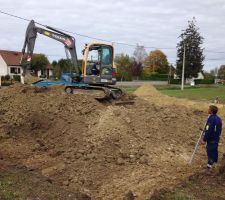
[0,84,225,199]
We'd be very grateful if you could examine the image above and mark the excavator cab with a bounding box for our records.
[82,43,116,85]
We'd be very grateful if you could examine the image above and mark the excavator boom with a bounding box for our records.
[21,20,80,77]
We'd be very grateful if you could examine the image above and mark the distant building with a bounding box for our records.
[37,64,53,78]
[0,49,53,79]
[174,72,204,85]
[0,50,23,78]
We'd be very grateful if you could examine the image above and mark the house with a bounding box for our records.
[37,64,53,78]
[0,50,23,78]
[0,50,53,82]
[174,72,204,85]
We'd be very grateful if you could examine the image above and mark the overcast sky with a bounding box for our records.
[1,0,225,71]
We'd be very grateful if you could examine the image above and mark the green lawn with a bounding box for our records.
[121,86,139,94]
[157,85,225,102]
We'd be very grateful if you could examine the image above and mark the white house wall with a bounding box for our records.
[38,70,41,77]
[0,55,8,76]
[49,69,53,76]
[8,65,23,76]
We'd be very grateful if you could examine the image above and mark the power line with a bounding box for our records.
[205,50,225,54]
[0,10,225,55]
[0,10,176,50]
[0,10,30,22]
[205,58,225,61]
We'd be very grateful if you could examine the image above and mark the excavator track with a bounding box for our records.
[64,85,135,105]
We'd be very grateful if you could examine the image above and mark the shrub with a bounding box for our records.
[195,78,214,84]
[140,72,169,81]
[4,74,11,81]
[170,79,181,84]
[13,75,21,82]
[1,76,5,82]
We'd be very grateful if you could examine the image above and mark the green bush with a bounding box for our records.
[170,79,181,84]
[195,78,214,84]
[4,74,11,81]
[13,75,21,82]
[1,76,5,82]
[140,73,169,81]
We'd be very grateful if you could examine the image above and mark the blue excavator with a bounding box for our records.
[21,20,124,100]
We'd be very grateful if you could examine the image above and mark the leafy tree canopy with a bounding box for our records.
[114,54,132,81]
[144,49,169,74]
[31,54,49,72]
[218,65,225,79]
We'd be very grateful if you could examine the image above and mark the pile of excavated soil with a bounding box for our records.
[0,84,224,199]
[134,85,214,112]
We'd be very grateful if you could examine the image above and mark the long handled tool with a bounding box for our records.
[189,116,209,165]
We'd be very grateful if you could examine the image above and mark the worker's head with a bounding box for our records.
[208,105,218,115]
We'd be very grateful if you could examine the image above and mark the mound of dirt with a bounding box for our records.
[0,84,224,199]
[23,73,41,84]
[134,84,163,98]
[134,85,212,111]
[219,154,225,175]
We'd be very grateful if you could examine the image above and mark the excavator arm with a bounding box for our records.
[21,20,80,79]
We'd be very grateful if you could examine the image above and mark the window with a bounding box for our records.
[10,67,17,74]
[10,67,21,74]
[102,46,112,65]
[88,49,100,63]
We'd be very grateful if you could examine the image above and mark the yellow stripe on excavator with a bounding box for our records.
[43,31,50,36]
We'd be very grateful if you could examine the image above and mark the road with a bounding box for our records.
[116,80,168,86]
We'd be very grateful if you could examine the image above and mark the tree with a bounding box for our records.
[133,44,147,64]
[131,59,143,80]
[114,54,132,81]
[218,65,225,79]
[57,59,72,72]
[144,49,169,74]
[210,67,219,77]
[51,59,72,79]
[52,60,58,67]
[31,54,49,74]
[176,18,205,80]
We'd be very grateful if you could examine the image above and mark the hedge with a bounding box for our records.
[169,78,214,85]
[140,73,169,81]
[170,79,181,84]
[13,75,21,82]
[194,79,214,84]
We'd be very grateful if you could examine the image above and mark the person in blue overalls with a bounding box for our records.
[201,105,222,169]
[91,61,100,76]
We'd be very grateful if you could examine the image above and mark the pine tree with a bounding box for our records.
[176,18,205,80]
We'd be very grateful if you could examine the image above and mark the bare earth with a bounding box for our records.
[0,84,224,199]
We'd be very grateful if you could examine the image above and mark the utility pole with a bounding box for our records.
[181,43,186,90]
[168,63,172,84]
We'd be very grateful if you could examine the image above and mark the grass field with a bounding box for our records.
[156,85,225,102]
[121,86,139,94]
